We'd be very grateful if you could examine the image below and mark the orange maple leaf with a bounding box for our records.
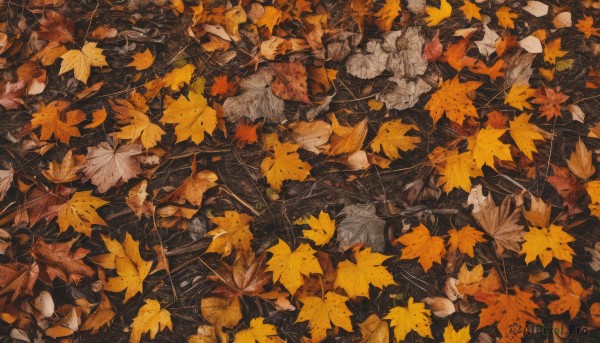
[210,75,236,97]
[30,100,85,144]
[532,86,569,121]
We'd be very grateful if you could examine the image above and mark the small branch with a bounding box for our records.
[219,185,261,216]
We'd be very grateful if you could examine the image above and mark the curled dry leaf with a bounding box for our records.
[289,120,332,154]
[31,239,95,284]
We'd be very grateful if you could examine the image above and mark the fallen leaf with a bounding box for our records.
[266,240,322,295]
[370,119,420,160]
[42,150,85,184]
[425,0,452,27]
[334,247,395,298]
[524,193,551,227]
[127,48,154,71]
[82,142,142,193]
[0,262,39,301]
[210,75,236,97]
[345,41,388,79]
[59,42,108,84]
[302,211,336,246]
[0,167,14,202]
[425,76,482,125]
[472,193,525,255]
[567,140,595,179]
[327,115,368,156]
[544,38,568,65]
[80,293,115,334]
[358,314,389,343]
[200,297,242,342]
[30,100,85,144]
[209,253,271,298]
[337,204,386,252]
[374,0,401,32]
[543,271,590,319]
[45,307,78,338]
[233,317,282,343]
[0,80,25,110]
[505,84,537,111]
[521,225,575,267]
[261,137,311,191]
[205,211,253,257]
[270,63,310,103]
[456,264,501,301]
[161,91,216,144]
[38,10,74,44]
[126,180,153,219]
[496,6,518,29]
[84,107,108,129]
[162,169,218,207]
[442,323,470,343]
[94,232,153,303]
[468,127,513,170]
[448,225,486,258]
[296,291,353,342]
[587,180,600,219]
[395,224,446,272]
[162,64,195,91]
[289,120,332,154]
[384,297,433,341]
[576,15,600,39]
[475,25,500,57]
[56,191,107,237]
[478,288,541,342]
[223,68,285,123]
[547,165,589,215]
[129,299,172,343]
[256,6,282,35]
[523,1,549,17]
[32,239,95,284]
[532,86,569,121]
[509,113,545,159]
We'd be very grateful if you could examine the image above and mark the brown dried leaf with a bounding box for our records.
[82,142,142,193]
[472,193,525,255]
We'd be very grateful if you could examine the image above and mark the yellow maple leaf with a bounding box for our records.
[509,113,545,160]
[302,211,336,246]
[467,127,513,170]
[586,180,600,218]
[112,99,165,149]
[261,137,312,191]
[459,0,481,22]
[544,38,567,65]
[223,6,247,41]
[266,240,322,295]
[80,292,115,334]
[576,15,600,39]
[425,0,452,27]
[543,271,591,319]
[504,83,536,110]
[448,225,487,258]
[59,42,108,84]
[161,91,216,144]
[42,150,85,184]
[425,76,482,125]
[521,225,575,267]
[129,299,172,343]
[374,0,401,32]
[384,297,432,342]
[370,119,421,160]
[31,100,85,144]
[205,211,253,257]
[57,191,107,237]
[127,48,154,71]
[395,224,446,272]
[94,232,153,303]
[200,297,242,341]
[334,247,395,298]
[478,288,541,342]
[443,323,470,343]
[163,63,195,91]
[296,291,353,343]
[233,317,283,343]
[431,147,482,193]
[496,6,518,29]
[257,6,282,35]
